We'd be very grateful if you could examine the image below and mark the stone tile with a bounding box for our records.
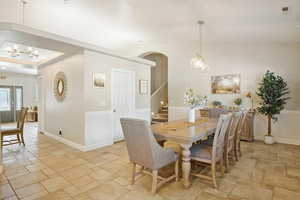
[263,172,300,192]
[0,184,15,199]
[9,171,48,189]
[273,187,300,200]
[229,183,273,200]
[4,166,30,179]
[287,166,300,178]
[41,176,71,192]
[15,183,48,199]
[86,181,129,200]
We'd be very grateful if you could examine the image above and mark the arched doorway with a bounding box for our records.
[139,52,168,124]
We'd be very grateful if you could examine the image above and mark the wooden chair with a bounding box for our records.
[234,110,250,161]
[120,118,179,194]
[223,112,243,171]
[1,107,28,149]
[208,108,229,118]
[190,114,232,188]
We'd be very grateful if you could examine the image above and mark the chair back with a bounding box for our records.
[208,108,228,118]
[120,118,165,169]
[212,113,232,160]
[236,109,250,140]
[17,107,28,131]
[225,112,243,152]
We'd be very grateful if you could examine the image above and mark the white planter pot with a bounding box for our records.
[264,135,275,144]
[188,108,196,123]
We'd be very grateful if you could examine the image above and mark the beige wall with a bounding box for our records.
[83,50,151,112]
[166,44,300,110]
[0,72,37,107]
[38,52,85,145]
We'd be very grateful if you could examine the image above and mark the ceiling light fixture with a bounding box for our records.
[190,20,210,72]
[6,45,39,58]
[19,0,28,24]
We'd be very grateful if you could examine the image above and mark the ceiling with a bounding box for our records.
[0,0,299,54]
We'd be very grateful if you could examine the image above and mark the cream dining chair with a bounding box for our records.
[120,118,179,194]
[190,113,232,188]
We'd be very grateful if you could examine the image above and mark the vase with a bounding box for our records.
[188,108,196,123]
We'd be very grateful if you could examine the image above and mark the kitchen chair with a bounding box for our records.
[120,118,179,194]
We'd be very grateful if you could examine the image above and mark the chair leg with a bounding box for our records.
[211,163,218,188]
[131,163,136,185]
[175,160,179,182]
[0,134,3,150]
[234,141,239,161]
[17,134,21,145]
[238,141,242,157]
[224,151,229,172]
[220,158,225,176]
[21,134,25,146]
[151,170,158,195]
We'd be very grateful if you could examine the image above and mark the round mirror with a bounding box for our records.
[54,72,67,101]
[57,80,64,95]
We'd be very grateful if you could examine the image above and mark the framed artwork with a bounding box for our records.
[139,80,148,95]
[211,74,241,94]
[93,73,105,88]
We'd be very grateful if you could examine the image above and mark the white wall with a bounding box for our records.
[38,52,85,145]
[0,72,37,106]
[120,43,300,145]
[83,50,151,149]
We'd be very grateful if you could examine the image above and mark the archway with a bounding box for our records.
[139,52,168,124]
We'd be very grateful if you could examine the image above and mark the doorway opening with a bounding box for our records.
[139,52,168,124]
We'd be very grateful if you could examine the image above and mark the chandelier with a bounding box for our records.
[190,21,210,72]
[6,45,39,58]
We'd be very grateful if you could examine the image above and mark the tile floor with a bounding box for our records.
[1,123,300,200]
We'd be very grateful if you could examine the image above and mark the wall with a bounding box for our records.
[38,52,85,145]
[0,72,37,106]
[123,43,300,145]
[83,50,151,149]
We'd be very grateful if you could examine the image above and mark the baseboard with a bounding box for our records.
[255,136,300,146]
[41,130,111,152]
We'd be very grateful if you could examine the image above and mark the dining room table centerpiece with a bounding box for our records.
[184,88,207,123]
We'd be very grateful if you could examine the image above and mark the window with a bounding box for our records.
[16,88,22,111]
[0,88,11,111]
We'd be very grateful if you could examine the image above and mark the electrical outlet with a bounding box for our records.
[59,128,62,136]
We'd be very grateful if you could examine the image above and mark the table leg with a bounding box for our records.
[181,143,192,188]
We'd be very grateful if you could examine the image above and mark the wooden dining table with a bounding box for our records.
[151,117,218,188]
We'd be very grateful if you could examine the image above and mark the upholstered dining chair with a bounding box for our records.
[234,110,250,161]
[120,118,179,194]
[208,108,229,118]
[1,107,28,149]
[224,112,243,171]
[190,113,232,188]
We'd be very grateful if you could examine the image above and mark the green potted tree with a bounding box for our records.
[256,71,290,144]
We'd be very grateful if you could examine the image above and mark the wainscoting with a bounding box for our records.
[169,107,300,145]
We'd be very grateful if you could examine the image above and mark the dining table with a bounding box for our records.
[151,117,218,188]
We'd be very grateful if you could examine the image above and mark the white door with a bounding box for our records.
[111,69,135,142]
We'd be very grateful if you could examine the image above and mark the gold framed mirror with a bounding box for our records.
[54,71,67,101]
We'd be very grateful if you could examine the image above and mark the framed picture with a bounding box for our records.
[211,74,241,94]
[93,73,105,88]
[139,80,148,95]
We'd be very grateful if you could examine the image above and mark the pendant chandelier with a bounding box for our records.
[190,20,210,72]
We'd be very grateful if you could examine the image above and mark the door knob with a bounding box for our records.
[113,109,116,113]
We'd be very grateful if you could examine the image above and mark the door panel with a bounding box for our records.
[15,86,23,122]
[0,86,23,123]
[112,69,135,141]
[0,86,14,122]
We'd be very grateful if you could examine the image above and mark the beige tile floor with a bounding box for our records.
[1,123,300,200]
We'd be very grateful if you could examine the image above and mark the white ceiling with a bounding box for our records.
[0,0,299,53]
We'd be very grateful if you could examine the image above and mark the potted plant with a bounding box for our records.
[212,100,222,108]
[234,97,243,108]
[256,71,290,144]
[184,88,207,123]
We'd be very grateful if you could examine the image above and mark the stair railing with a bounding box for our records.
[151,81,168,116]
